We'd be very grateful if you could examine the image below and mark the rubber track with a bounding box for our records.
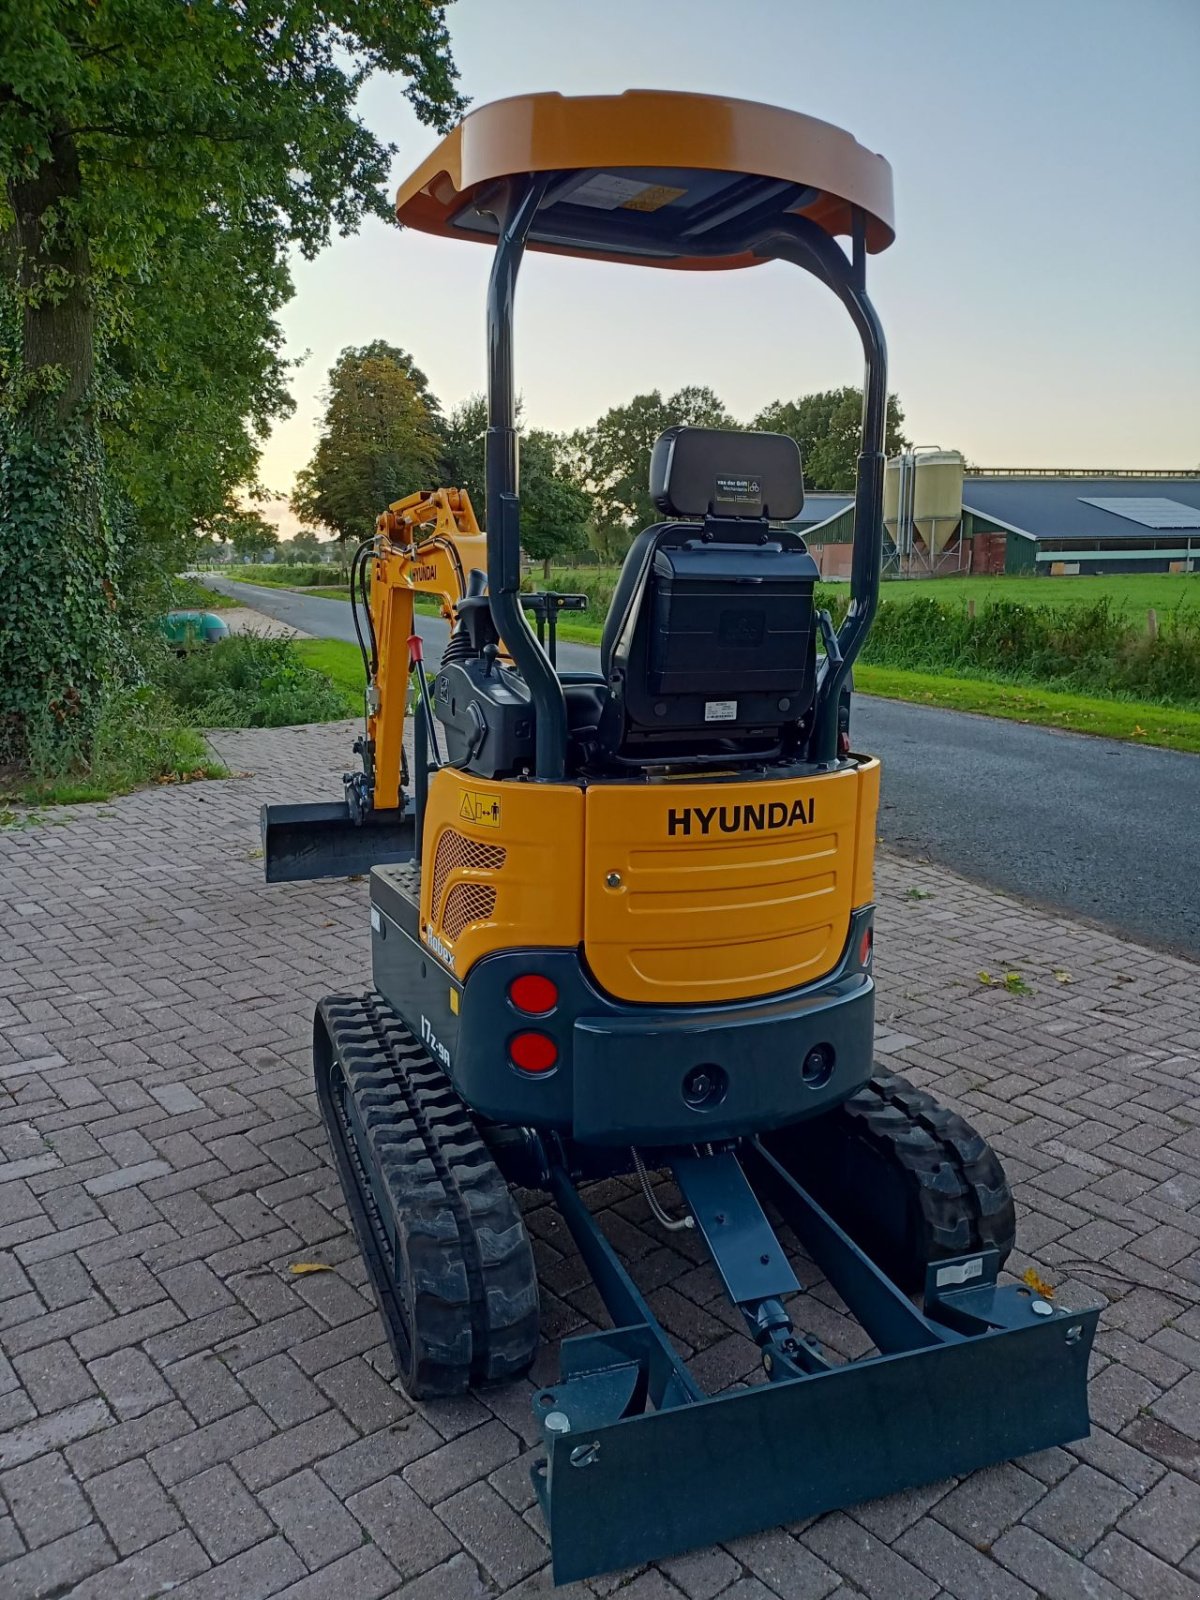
[769,1067,1015,1292]
[317,991,538,1397]
[847,1069,1016,1267]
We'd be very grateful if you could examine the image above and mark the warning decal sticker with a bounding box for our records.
[459,790,502,829]
[569,175,687,213]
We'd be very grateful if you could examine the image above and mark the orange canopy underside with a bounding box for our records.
[393,90,895,271]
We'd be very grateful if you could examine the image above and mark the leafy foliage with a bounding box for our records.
[0,2,462,767]
[292,344,443,547]
[158,633,348,728]
[752,387,910,492]
[438,393,488,510]
[16,680,222,806]
[282,530,326,562]
[433,393,589,569]
[862,595,1200,705]
[515,430,592,574]
[570,386,734,559]
[0,415,126,762]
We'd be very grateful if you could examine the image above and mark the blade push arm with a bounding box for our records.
[364,488,488,812]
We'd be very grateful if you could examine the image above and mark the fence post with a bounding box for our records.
[967,598,976,620]
[1147,608,1158,640]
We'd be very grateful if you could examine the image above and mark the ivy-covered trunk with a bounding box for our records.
[1,132,123,766]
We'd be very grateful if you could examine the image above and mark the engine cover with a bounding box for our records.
[435,659,534,778]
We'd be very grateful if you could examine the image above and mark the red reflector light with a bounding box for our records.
[859,927,874,967]
[510,1031,558,1074]
[508,974,559,1015]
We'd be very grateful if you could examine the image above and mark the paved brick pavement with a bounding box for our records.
[1,720,1198,1600]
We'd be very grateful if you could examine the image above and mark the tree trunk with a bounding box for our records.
[543,556,551,580]
[10,132,95,424]
[0,130,121,769]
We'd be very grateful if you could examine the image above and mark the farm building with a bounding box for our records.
[796,465,1200,578]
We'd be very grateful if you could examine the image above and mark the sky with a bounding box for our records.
[256,0,1200,529]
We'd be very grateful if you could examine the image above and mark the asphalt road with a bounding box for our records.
[207,576,1200,956]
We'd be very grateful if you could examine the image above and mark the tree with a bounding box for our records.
[1,3,462,762]
[227,511,280,564]
[292,345,443,549]
[438,393,487,511]
[519,431,592,577]
[573,386,734,559]
[436,395,593,572]
[752,388,910,493]
[285,530,324,563]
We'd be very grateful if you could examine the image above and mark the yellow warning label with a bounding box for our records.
[622,183,686,213]
[459,790,502,829]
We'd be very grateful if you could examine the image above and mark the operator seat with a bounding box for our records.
[570,426,820,767]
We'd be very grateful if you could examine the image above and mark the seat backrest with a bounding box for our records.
[599,525,661,681]
[597,428,819,764]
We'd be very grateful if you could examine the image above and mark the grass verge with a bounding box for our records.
[171,575,240,611]
[11,686,227,806]
[853,666,1200,754]
[6,634,356,809]
[294,639,365,715]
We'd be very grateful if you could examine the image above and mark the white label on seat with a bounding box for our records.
[704,700,737,722]
[370,906,381,932]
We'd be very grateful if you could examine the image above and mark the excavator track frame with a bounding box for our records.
[313,992,539,1397]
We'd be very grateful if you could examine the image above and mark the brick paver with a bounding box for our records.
[1,719,1198,1599]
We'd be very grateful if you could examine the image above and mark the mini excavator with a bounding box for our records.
[262,91,1097,1584]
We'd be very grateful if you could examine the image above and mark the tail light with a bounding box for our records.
[859,926,874,967]
[508,974,558,1015]
[510,1031,558,1075]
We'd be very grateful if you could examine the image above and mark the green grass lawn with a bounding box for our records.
[295,638,366,715]
[296,637,1200,755]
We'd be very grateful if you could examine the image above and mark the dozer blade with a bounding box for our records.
[260,801,415,883]
[535,1301,1096,1584]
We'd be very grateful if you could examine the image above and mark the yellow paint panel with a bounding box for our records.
[584,765,876,1004]
[852,757,881,907]
[421,770,583,978]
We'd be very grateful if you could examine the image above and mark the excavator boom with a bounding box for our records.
[261,486,486,882]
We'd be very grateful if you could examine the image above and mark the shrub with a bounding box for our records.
[158,634,349,727]
[228,562,347,587]
[18,683,220,804]
[861,596,1200,706]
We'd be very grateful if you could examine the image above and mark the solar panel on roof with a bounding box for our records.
[1079,497,1200,529]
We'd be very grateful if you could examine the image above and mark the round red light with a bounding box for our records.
[509,1031,558,1074]
[859,927,874,967]
[508,974,559,1015]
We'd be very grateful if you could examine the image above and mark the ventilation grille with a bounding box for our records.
[442,883,498,941]
[430,829,506,912]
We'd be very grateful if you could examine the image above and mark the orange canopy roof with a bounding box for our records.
[394,90,894,271]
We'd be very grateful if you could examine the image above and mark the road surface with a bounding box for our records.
[207,576,1199,955]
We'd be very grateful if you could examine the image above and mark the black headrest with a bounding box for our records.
[649,426,804,521]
